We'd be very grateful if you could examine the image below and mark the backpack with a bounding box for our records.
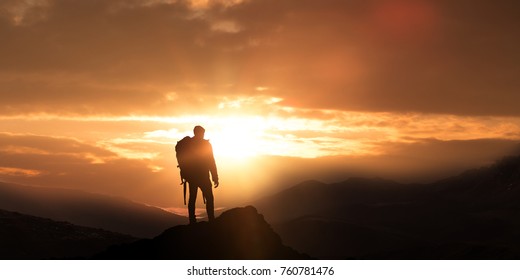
[175,136,193,178]
[175,136,208,205]
[175,136,192,205]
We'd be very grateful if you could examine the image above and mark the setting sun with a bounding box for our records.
[209,125,262,160]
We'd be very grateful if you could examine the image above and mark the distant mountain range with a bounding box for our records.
[254,155,520,259]
[0,208,136,259]
[0,182,185,238]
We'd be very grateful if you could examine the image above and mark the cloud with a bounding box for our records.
[206,0,520,116]
[2,109,520,160]
[0,0,519,116]
[0,133,180,206]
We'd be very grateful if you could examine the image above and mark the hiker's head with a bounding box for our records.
[193,125,205,139]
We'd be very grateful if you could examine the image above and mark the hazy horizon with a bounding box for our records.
[1,0,520,210]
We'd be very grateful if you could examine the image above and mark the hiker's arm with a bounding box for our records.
[208,142,219,187]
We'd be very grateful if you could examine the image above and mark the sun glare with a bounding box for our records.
[137,113,347,160]
[206,118,265,160]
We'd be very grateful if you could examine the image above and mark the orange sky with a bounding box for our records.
[1,0,519,209]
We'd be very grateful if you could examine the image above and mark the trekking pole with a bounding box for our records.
[181,179,187,205]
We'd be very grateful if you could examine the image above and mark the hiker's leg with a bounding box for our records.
[205,190,214,221]
[201,178,214,221]
[188,182,198,224]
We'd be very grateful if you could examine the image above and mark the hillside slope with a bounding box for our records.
[0,209,136,259]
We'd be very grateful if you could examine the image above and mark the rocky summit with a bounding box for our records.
[96,206,309,260]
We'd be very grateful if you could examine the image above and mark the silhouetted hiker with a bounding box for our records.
[176,125,219,224]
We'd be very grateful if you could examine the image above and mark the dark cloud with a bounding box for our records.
[233,0,520,116]
[1,0,519,116]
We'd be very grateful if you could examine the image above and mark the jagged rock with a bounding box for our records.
[95,206,309,259]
